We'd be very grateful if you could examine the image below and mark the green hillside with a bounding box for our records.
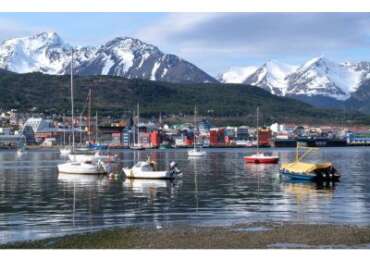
[0,72,368,125]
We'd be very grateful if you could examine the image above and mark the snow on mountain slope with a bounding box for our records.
[243,61,298,96]
[221,57,370,101]
[0,32,217,84]
[286,57,363,100]
[0,32,69,74]
[218,66,257,83]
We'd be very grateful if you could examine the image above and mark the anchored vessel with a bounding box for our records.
[244,106,279,164]
[280,144,340,181]
[57,50,111,175]
[123,160,181,179]
[188,105,206,157]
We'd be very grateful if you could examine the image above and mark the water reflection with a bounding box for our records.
[282,181,335,202]
[1,148,370,244]
[123,178,178,198]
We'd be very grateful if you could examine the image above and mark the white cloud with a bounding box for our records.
[136,13,370,57]
[0,18,51,43]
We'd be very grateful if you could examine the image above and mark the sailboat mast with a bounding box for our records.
[63,114,66,146]
[137,103,140,145]
[88,88,92,143]
[194,105,197,149]
[256,106,259,154]
[70,49,75,152]
[95,111,98,143]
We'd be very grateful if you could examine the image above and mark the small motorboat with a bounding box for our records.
[123,160,181,179]
[130,144,145,150]
[58,160,111,175]
[188,148,207,157]
[280,144,340,182]
[244,153,279,164]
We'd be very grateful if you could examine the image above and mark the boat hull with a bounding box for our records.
[280,170,316,181]
[280,169,340,182]
[123,168,177,179]
[188,150,207,157]
[244,155,279,164]
[58,161,107,175]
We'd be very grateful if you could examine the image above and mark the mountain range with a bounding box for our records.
[0,32,217,84]
[219,58,370,107]
[2,32,370,113]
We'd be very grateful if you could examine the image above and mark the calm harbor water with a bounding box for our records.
[0,147,370,244]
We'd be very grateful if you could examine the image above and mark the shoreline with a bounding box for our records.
[2,223,370,249]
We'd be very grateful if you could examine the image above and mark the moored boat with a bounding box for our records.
[280,144,340,182]
[187,105,206,158]
[188,149,207,157]
[244,106,279,164]
[58,160,110,175]
[122,160,181,179]
[57,50,112,175]
[244,153,279,164]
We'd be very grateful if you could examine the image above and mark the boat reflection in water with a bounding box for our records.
[58,173,108,185]
[243,162,279,175]
[282,179,335,202]
[123,178,179,200]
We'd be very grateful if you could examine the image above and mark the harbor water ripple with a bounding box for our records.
[1,147,370,243]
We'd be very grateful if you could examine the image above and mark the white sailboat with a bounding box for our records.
[130,103,145,150]
[57,49,111,175]
[188,105,206,157]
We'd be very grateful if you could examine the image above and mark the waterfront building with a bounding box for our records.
[258,128,272,147]
[236,126,249,140]
[346,132,370,145]
[198,119,212,134]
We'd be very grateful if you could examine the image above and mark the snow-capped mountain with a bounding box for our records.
[243,61,298,96]
[218,66,257,84]
[221,57,370,101]
[286,57,364,100]
[0,32,217,83]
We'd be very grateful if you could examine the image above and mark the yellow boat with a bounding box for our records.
[280,144,340,181]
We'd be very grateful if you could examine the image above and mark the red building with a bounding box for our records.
[258,128,272,147]
[150,131,160,148]
[184,136,193,146]
[210,128,225,146]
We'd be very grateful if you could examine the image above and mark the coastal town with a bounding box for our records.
[1,108,370,150]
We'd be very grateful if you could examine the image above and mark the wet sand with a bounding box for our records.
[2,223,370,249]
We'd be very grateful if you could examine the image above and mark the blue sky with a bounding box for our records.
[1,13,370,76]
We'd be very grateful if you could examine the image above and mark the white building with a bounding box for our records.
[270,122,285,133]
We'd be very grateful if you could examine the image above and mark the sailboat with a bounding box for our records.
[188,105,206,157]
[130,103,145,150]
[280,143,340,181]
[244,107,279,164]
[57,49,111,175]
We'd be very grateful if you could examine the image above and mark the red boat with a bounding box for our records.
[243,106,279,164]
[244,153,279,164]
